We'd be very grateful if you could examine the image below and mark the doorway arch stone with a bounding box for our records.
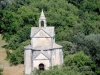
[39,63,45,70]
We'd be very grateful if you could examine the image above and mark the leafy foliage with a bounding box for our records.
[6,25,31,50]
[0,0,100,74]
[64,51,95,75]
[74,33,100,66]
[6,40,30,65]
[57,41,77,58]
[74,33,100,75]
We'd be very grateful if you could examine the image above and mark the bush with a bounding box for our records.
[7,40,30,65]
[6,25,31,50]
[64,51,95,75]
[0,68,3,75]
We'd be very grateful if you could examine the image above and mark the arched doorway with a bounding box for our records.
[39,63,45,70]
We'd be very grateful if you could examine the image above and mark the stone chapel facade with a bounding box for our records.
[24,10,63,75]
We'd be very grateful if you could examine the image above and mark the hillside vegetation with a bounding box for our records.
[0,0,100,75]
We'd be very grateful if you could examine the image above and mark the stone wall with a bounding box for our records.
[33,60,50,70]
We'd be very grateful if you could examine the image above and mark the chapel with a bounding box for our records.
[24,10,63,75]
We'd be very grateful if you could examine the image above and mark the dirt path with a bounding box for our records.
[0,34,24,75]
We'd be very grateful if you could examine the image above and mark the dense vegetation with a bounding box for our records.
[0,0,100,75]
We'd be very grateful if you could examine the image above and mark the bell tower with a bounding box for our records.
[39,10,47,28]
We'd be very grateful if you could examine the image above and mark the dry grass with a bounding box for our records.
[0,34,24,75]
[0,34,7,51]
[3,64,24,75]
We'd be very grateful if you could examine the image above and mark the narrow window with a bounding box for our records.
[41,21,44,27]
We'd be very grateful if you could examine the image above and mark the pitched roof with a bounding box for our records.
[32,43,62,50]
[24,44,31,49]
[33,50,50,60]
[33,45,52,50]
[53,43,62,49]
[30,27,54,38]
[24,43,62,50]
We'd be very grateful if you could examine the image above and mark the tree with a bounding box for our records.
[74,33,100,66]
[0,10,22,41]
[0,0,12,9]
[57,41,77,58]
[64,51,95,75]
[85,34,100,66]
[73,33,100,74]
[7,40,30,65]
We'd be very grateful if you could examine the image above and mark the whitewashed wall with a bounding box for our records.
[51,49,63,66]
[33,60,50,70]
[24,50,32,74]
[31,30,52,48]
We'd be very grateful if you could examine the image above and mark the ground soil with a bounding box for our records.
[0,34,24,75]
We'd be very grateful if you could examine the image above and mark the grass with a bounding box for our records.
[0,34,7,50]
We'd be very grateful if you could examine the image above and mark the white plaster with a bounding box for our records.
[33,60,50,70]
[32,37,52,48]
[35,53,48,60]
[34,30,50,37]
[24,50,32,74]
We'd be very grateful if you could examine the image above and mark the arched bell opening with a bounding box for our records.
[39,63,45,70]
[41,21,44,27]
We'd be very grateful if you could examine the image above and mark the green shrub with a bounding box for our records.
[7,40,30,65]
[0,68,3,75]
